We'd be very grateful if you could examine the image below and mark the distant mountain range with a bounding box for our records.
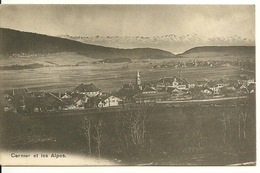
[58,34,255,53]
[0,28,174,59]
[0,28,255,60]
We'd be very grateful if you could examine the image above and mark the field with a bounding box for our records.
[0,52,254,92]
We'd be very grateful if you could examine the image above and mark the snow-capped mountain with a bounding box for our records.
[58,34,255,53]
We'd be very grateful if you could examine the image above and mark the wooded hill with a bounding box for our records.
[179,46,255,59]
[0,28,174,59]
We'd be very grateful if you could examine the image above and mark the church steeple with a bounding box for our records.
[136,71,142,90]
[136,71,141,85]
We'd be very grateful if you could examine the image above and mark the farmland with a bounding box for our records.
[0,53,254,92]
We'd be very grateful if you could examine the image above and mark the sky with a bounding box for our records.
[0,5,255,39]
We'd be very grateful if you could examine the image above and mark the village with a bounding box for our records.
[151,59,254,71]
[2,71,255,114]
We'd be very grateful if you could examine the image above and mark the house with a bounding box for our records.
[237,75,248,85]
[75,95,89,107]
[167,88,184,95]
[215,78,229,88]
[3,88,30,98]
[60,92,72,99]
[237,75,255,86]
[30,91,46,97]
[201,88,214,95]
[3,89,29,112]
[227,75,255,87]
[54,92,87,110]
[4,94,13,102]
[70,92,84,101]
[41,92,67,111]
[142,86,156,94]
[156,76,188,91]
[195,80,208,87]
[210,87,220,95]
[2,97,15,113]
[207,81,220,95]
[247,78,255,86]
[74,83,101,97]
[170,88,182,94]
[225,84,237,91]
[220,85,238,96]
[118,83,137,102]
[98,95,123,108]
[85,96,102,108]
[25,92,67,112]
[236,84,249,95]
[188,83,195,89]
[61,97,75,108]
[168,88,192,100]
[48,92,72,99]
[248,83,255,93]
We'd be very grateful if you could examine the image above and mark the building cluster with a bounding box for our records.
[2,71,255,113]
[118,72,255,103]
[152,59,254,70]
[3,83,123,113]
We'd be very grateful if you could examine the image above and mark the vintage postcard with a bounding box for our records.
[0,5,256,166]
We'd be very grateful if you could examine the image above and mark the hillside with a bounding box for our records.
[0,28,174,59]
[179,46,255,59]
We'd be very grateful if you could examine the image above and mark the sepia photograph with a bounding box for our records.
[0,4,256,166]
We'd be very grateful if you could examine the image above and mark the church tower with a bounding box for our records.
[136,71,142,90]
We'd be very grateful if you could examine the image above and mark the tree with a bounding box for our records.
[93,119,103,158]
[114,106,149,157]
[221,112,228,144]
[241,110,248,139]
[82,115,92,155]
[196,119,203,148]
[129,108,147,147]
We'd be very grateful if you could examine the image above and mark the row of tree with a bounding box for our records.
[80,107,150,158]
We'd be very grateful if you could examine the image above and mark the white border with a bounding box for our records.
[1,0,257,5]
[1,166,259,173]
[1,0,259,173]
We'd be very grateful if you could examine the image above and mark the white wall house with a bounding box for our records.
[247,79,255,86]
[84,91,101,97]
[75,95,89,107]
[98,95,123,108]
[157,77,188,91]
[201,88,213,95]
[176,85,187,90]
[188,83,195,89]
[61,93,72,99]
[142,86,156,94]
[209,87,220,94]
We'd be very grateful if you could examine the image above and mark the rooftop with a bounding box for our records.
[74,83,100,92]
[158,76,188,85]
